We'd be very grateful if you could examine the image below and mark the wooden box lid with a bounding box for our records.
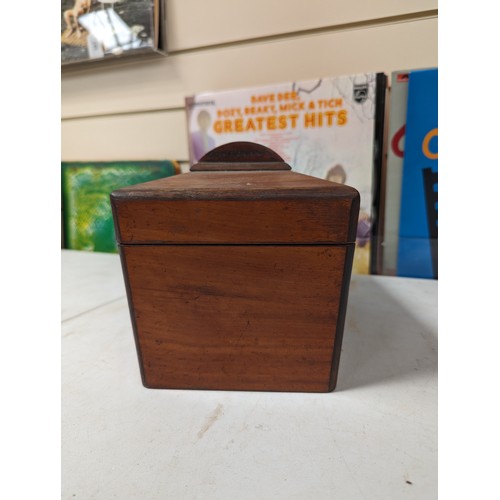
[111,142,360,245]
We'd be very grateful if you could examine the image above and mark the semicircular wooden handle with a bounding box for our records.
[191,141,292,171]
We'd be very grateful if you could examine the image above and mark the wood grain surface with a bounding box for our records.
[121,244,354,392]
[111,170,360,245]
[112,143,359,392]
[113,197,356,245]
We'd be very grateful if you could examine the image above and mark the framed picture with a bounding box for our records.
[61,160,179,252]
[61,0,167,66]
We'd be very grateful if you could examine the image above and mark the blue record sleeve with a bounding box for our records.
[397,68,438,279]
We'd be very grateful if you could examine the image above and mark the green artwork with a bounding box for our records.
[62,161,179,253]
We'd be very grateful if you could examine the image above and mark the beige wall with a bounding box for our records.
[61,0,438,165]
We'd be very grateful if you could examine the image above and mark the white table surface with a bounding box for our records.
[62,249,437,500]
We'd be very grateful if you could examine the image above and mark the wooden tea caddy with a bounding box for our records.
[111,142,359,392]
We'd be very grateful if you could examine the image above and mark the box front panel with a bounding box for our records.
[122,245,349,392]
